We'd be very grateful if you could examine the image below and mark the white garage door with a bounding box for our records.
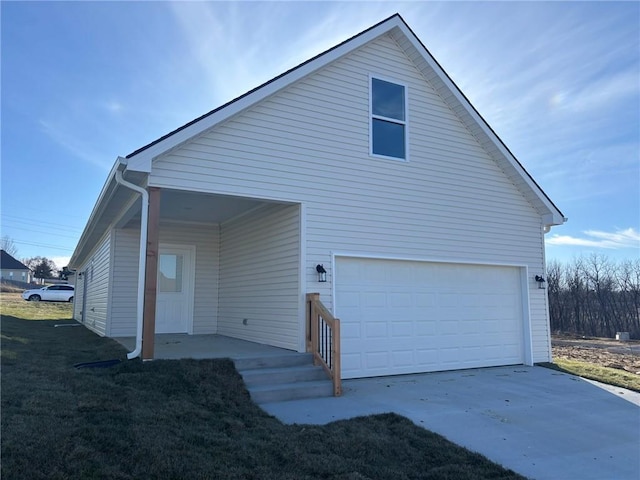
[336,257,525,379]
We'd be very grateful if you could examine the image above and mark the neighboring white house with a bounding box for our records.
[69,14,565,378]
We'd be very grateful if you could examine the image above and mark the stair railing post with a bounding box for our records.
[309,295,320,366]
[332,318,342,396]
[306,293,319,352]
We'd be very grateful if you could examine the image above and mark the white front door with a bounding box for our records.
[156,245,194,334]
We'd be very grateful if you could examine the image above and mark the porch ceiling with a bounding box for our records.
[123,189,273,227]
[160,190,267,223]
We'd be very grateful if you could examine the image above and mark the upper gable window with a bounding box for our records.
[370,77,406,160]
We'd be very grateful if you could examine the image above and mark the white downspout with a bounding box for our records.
[114,157,148,360]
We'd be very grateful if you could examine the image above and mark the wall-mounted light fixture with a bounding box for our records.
[535,275,546,289]
[316,264,327,282]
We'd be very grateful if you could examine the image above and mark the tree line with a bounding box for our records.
[547,255,640,338]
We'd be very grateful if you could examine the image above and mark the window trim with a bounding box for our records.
[369,74,409,161]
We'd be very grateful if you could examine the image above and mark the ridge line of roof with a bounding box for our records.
[126,13,402,159]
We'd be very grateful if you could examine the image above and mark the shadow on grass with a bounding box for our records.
[1,316,525,480]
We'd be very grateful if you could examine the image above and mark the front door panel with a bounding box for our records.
[155,246,193,334]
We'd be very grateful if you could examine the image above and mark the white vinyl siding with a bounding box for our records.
[218,204,300,350]
[79,232,112,336]
[149,33,551,361]
[110,228,140,336]
[109,223,219,337]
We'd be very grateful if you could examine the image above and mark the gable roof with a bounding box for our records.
[124,13,565,226]
[1,250,29,271]
[72,13,566,268]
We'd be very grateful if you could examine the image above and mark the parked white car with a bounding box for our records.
[22,285,74,303]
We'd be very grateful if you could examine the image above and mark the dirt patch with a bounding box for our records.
[551,334,640,375]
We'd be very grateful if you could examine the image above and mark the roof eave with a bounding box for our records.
[125,14,406,171]
[389,20,566,224]
[118,13,564,228]
[68,159,121,267]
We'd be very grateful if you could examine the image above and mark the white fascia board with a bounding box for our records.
[542,212,567,228]
[393,22,565,225]
[126,17,405,173]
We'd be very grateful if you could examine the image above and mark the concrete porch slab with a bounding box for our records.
[115,334,298,360]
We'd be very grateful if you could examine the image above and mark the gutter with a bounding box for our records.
[114,157,148,360]
[543,216,569,234]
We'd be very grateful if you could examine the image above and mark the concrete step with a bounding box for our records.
[241,364,328,387]
[233,352,313,371]
[248,380,334,404]
[234,352,334,404]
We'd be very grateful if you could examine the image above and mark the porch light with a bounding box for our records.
[535,275,546,289]
[316,264,327,282]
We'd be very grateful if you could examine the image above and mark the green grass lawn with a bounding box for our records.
[1,291,75,320]
[1,294,525,480]
[540,359,640,393]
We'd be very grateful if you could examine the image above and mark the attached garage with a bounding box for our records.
[68,15,564,368]
[335,257,531,379]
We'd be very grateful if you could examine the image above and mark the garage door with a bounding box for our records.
[335,257,525,379]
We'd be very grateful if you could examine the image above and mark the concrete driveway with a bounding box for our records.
[262,366,640,480]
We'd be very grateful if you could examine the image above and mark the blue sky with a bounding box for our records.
[1,1,638,269]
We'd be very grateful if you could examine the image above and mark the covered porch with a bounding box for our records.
[109,183,305,358]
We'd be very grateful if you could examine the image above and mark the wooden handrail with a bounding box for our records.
[306,293,341,396]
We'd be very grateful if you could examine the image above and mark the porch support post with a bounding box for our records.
[142,187,161,360]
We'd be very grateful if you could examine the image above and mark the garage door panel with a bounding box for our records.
[391,350,414,366]
[336,257,525,379]
[342,352,361,372]
[415,321,438,335]
[366,322,388,338]
[338,291,361,308]
[416,293,437,307]
[342,323,361,340]
[363,292,386,307]
[390,292,412,307]
[391,321,413,337]
[366,351,389,368]
[417,348,439,364]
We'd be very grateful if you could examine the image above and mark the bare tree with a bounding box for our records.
[0,236,19,257]
[548,255,640,338]
[546,260,564,332]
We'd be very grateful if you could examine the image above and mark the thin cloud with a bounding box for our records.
[104,100,124,114]
[546,228,640,249]
[553,70,639,114]
[166,2,407,107]
[39,120,111,170]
